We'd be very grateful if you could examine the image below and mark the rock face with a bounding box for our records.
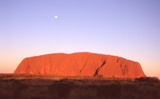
[14,52,146,78]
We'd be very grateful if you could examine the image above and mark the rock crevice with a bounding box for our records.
[94,60,106,77]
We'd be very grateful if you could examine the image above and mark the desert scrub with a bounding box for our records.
[48,82,72,98]
[135,77,159,83]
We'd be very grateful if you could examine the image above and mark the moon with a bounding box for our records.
[54,16,58,19]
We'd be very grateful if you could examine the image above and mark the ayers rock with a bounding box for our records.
[14,52,146,78]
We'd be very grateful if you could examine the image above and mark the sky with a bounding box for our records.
[0,0,160,78]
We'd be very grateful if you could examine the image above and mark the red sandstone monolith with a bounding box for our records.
[14,52,146,78]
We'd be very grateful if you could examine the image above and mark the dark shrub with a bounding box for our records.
[123,83,137,99]
[48,82,71,98]
[135,77,159,83]
[123,83,137,92]
[12,80,28,90]
[97,83,122,98]
[69,86,97,99]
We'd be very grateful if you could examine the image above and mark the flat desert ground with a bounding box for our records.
[0,74,160,99]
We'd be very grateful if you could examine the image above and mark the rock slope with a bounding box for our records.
[14,52,146,78]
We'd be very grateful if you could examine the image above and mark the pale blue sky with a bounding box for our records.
[0,0,160,78]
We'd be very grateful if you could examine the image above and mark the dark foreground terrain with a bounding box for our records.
[0,74,160,99]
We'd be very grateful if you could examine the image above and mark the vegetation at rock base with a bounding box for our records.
[0,74,160,99]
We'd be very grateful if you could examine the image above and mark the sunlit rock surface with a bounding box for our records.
[14,52,146,78]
